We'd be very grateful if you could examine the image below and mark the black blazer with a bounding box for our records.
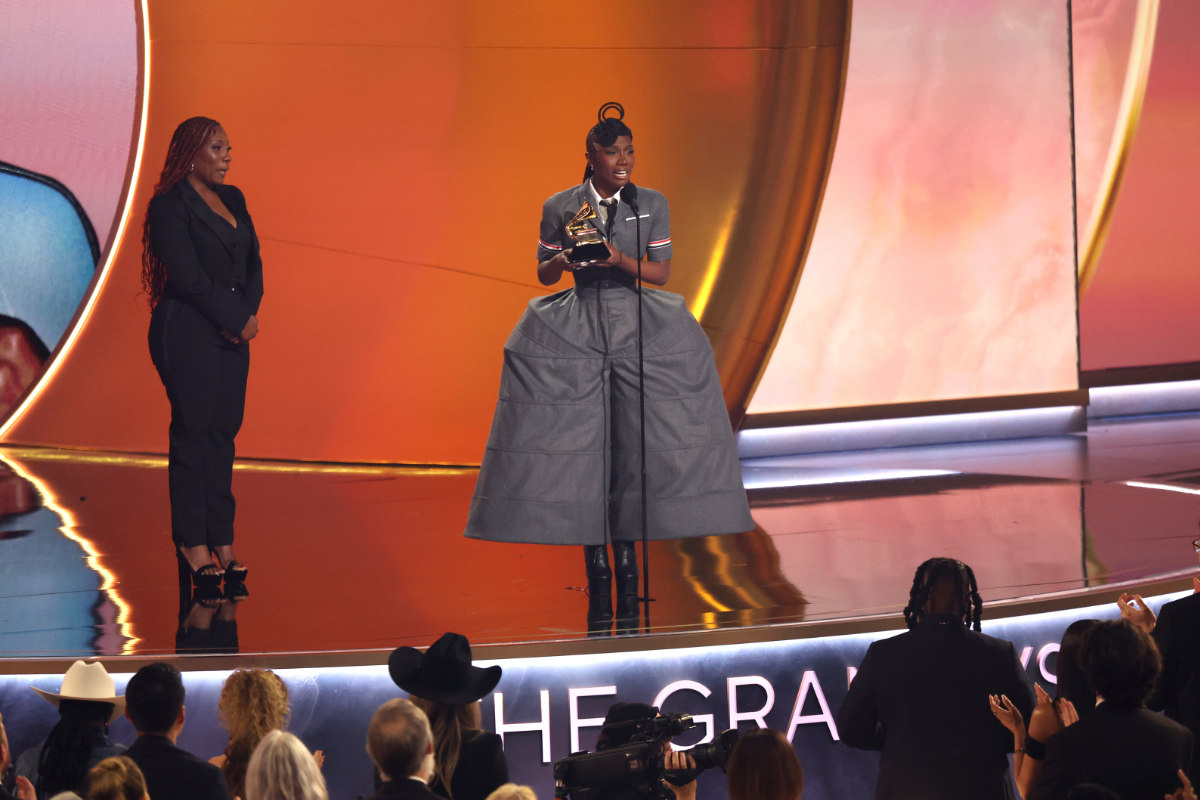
[1153,592,1200,779]
[147,179,263,335]
[1029,703,1193,800]
[837,616,1035,800]
[372,777,439,800]
[125,734,231,800]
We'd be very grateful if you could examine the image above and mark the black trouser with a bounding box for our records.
[149,299,249,550]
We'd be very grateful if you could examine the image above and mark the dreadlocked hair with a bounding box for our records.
[902,557,984,632]
[582,117,633,183]
[35,699,115,797]
[141,116,221,309]
[409,695,482,800]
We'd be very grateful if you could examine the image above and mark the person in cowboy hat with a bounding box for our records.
[381,633,507,800]
[15,661,126,800]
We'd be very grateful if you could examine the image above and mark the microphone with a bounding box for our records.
[622,183,639,214]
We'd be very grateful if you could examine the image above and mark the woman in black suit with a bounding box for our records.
[141,117,263,585]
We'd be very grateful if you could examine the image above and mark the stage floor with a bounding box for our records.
[2,411,1199,663]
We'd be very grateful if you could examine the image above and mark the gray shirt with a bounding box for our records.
[537,182,672,265]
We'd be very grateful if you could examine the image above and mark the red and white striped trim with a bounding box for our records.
[647,237,671,249]
[538,238,563,251]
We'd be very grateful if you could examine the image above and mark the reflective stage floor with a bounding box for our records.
[2,410,1199,663]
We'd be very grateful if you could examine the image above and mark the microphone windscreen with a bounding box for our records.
[623,183,639,210]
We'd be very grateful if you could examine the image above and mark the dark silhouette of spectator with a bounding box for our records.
[122,663,229,800]
[726,728,803,800]
[837,557,1034,799]
[1029,620,1193,800]
[366,699,437,800]
[15,661,125,800]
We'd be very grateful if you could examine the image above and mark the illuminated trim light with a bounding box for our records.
[1089,380,1200,419]
[742,467,959,491]
[738,406,1083,459]
[1125,480,1200,498]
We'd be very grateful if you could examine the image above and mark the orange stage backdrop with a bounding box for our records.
[1,0,848,463]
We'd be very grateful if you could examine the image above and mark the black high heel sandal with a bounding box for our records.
[176,545,222,588]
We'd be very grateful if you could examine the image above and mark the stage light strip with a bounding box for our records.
[1088,379,1200,419]
[1125,481,1200,498]
[690,205,736,320]
[0,447,473,477]
[738,405,1082,459]
[742,467,959,491]
[0,451,140,654]
[0,0,152,442]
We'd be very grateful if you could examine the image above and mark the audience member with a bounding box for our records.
[991,619,1099,798]
[244,730,328,800]
[387,633,507,800]
[366,699,436,800]
[122,663,230,800]
[1120,533,1200,781]
[15,661,125,800]
[837,557,1034,800]
[1029,620,1193,800]
[86,757,147,800]
[482,786,535,800]
[726,728,803,800]
[1,711,35,800]
[210,669,313,799]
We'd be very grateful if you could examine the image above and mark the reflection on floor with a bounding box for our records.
[1,411,1198,661]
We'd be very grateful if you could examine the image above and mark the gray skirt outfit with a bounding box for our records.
[464,182,752,546]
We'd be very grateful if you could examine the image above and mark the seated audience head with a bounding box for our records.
[484,785,537,800]
[0,710,11,773]
[244,730,328,800]
[1082,619,1161,710]
[367,698,433,782]
[388,632,501,793]
[218,668,290,797]
[30,660,125,798]
[1055,619,1101,712]
[124,662,185,735]
[726,729,804,800]
[903,557,984,632]
[1066,784,1122,800]
[87,755,148,800]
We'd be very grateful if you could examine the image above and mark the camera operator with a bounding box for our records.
[595,703,697,800]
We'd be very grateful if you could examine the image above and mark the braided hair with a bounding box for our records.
[902,557,984,632]
[34,699,116,797]
[583,102,632,183]
[140,116,221,309]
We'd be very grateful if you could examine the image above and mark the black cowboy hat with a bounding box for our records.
[387,632,502,705]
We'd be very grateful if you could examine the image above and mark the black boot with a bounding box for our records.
[612,540,640,624]
[584,545,613,628]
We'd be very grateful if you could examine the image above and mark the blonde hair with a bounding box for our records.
[87,756,147,800]
[245,731,328,800]
[409,696,481,798]
[218,669,291,798]
[485,784,537,800]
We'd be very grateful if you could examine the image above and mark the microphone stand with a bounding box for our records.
[628,192,652,632]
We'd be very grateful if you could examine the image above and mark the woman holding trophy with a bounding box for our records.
[465,103,752,627]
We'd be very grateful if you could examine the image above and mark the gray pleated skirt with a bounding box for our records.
[465,276,753,545]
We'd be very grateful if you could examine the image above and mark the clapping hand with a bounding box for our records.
[988,693,1026,739]
[1118,592,1157,633]
[1165,768,1197,800]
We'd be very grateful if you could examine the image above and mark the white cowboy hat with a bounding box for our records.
[31,661,125,722]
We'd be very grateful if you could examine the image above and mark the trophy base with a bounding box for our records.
[567,241,610,263]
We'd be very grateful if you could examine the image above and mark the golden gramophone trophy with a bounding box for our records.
[565,201,611,263]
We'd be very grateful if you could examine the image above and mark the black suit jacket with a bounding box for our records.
[147,179,263,335]
[372,777,439,800]
[1029,703,1193,800]
[1153,592,1200,779]
[837,615,1035,800]
[125,734,231,800]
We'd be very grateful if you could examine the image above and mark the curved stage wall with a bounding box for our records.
[3,0,1197,463]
